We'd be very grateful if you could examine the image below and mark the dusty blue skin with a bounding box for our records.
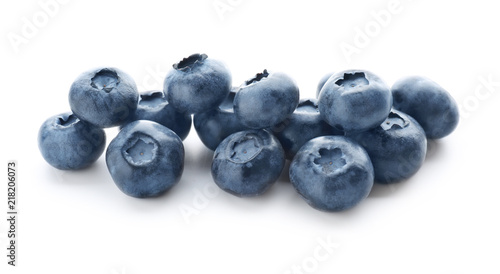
[289,136,374,212]
[349,110,427,183]
[316,72,334,98]
[234,70,300,129]
[272,98,343,160]
[194,89,248,150]
[391,76,459,139]
[69,67,139,128]
[318,70,392,133]
[106,120,184,198]
[163,53,232,114]
[123,90,192,140]
[38,112,106,170]
[211,129,285,197]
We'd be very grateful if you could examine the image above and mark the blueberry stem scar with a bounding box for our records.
[228,133,262,163]
[380,111,409,131]
[335,72,369,91]
[57,114,78,127]
[314,147,346,173]
[140,91,165,108]
[90,69,120,93]
[123,135,158,166]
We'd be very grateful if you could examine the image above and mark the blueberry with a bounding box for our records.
[272,98,343,160]
[38,112,106,170]
[391,76,459,139]
[163,53,232,114]
[349,109,427,183]
[234,69,300,129]
[289,136,374,212]
[123,90,192,140]
[318,70,392,133]
[106,120,184,198]
[211,129,285,197]
[194,88,249,150]
[316,72,335,98]
[69,67,139,128]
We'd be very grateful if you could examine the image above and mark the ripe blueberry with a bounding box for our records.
[106,120,184,198]
[211,129,285,197]
[234,70,300,129]
[163,53,232,114]
[38,112,106,170]
[391,76,459,139]
[69,67,139,128]
[318,70,392,133]
[349,109,427,183]
[290,136,374,212]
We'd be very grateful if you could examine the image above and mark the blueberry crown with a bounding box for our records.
[90,69,121,93]
[296,99,319,113]
[56,113,79,128]
[173,53,208,71]
[313,147,347,174]
[335,72,369,88]
[139,91,166,108]
[226,133,263,163]
[245,69,270,85]
[380,111,409,131]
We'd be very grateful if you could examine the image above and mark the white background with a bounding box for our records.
[1,0,500,273]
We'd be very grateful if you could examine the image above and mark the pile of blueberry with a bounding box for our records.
[38,53,459,212]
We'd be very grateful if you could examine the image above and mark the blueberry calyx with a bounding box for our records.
[122,134,159,166]
[296,99,319,114]
[139,91,166,108]
[173,53,208,71]
[90,69,120,93]
[335,72,369,91]
[245,69,270,85]
[227,133,262,163]
[313,147,346,174]
[56,113,78,127]
[380,111,409,131]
